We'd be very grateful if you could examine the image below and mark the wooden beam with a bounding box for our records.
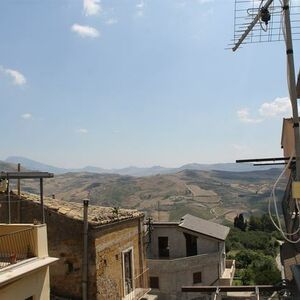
[0,172,54,179]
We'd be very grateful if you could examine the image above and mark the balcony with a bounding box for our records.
[148,252,220,273]
[219,259,235,286]
[0,227,35,269]
[0,224,51,272]
[123,268,152,300]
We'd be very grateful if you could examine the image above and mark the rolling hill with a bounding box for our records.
[16,168,285,223]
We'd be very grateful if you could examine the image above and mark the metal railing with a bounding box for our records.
[0,228,35,270]
[125,268,150,300]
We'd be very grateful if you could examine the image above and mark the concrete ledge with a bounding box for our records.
[0,257,58,287]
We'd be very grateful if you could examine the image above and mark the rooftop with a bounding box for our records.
[153,214,230,241]
[20,192,144,226]
[179,214,230,241]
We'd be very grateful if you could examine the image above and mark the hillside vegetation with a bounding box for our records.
[227,214,281,285]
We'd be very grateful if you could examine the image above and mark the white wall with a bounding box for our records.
[148,224,226,300]
[0,267,50,300]
[149,225,220,258]
[148,253,220,300]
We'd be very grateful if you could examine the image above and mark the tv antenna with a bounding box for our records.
[231,0,300,181]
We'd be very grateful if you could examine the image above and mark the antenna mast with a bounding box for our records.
[231,0,300,180]
[283,1,300,180]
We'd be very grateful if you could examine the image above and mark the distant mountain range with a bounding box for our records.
[4,156,280,176]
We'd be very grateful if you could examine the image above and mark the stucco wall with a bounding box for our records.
[149,225,220,259]
[150,225,186,258]
[148,253,220,300]
[0,267,50,300]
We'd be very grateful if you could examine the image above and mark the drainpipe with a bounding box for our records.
[17,163,21,223]
[7,177,10,224]
[82,199,89,300]
[138,217,144,287]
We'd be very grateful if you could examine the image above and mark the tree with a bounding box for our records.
[248,215,261,231]
[234,213,247,231]
[248,214,276,232]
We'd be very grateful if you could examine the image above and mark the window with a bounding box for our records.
[193,272,202,284]
[122,248,134,296]
[158,236,169,258]
[184,233,198,256]
[150,276,159,289]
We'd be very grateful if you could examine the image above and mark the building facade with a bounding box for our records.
[0,223,58,300]
[146,214,235,300]
[0,192,151,300]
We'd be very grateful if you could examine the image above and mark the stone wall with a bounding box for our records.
[91,218,145,300]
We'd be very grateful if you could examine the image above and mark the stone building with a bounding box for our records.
[0,192,151,300]
[146,214,235,300]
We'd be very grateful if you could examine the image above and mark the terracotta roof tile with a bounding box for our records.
[20,192,143,226]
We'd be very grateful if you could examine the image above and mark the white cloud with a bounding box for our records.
[83,0,102,16]
[237,108,262,123]
[71,24,100,38]
[77,128,88,134]
[0,66,26,85]
[105,18,118,25]
[258,97,291,117]
[21,113,32,119]
[198,0,214,3]
[136,0,145,17]
[237,96,293,124]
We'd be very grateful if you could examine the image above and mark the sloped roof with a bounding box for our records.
[20,193,143,226]
[179,214,230,241]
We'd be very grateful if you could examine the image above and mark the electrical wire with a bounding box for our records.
[268,153,300,243]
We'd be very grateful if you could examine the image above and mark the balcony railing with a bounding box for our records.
[220,259,235,286]
[124,268,150,300]
[0,228,35,270]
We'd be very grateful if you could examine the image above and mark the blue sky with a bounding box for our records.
[0,0,298,168]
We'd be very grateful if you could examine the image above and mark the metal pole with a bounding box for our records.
[283,0,300,181]
[82,199,89,300]
[40,178,45,223]
[7,178,10,224]
[17,163,21,197]
[255,286,260,300]
[17,163,21,223]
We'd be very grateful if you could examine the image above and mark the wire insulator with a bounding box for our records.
[261,7,271,25]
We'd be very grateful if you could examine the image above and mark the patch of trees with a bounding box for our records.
[227,214,281,285]
[233,214,247,231]
[235,250,281,285]
[234,213,278,233]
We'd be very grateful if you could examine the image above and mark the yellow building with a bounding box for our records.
[0,223,58,300]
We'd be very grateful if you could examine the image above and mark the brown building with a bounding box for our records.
[0,192,150,300]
